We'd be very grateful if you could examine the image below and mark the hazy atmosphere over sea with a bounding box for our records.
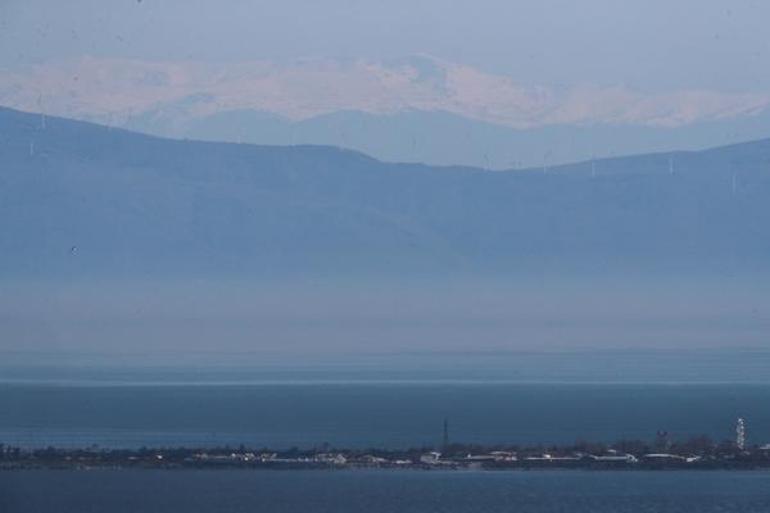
[2,0,770,375]
[2,106,770,370]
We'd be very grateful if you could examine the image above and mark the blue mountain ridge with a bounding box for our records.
[1,106,769,277]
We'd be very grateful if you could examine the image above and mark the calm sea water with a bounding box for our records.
[3,469,770,513]
[2,383,769,449]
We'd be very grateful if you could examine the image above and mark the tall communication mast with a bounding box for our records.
[736,417,746,450]
[443,418,449,449]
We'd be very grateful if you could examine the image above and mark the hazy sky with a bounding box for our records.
[2,0,770,92]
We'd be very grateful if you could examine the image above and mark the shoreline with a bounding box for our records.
[3,443,770,472]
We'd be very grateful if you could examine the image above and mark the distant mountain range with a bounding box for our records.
[2,106,769,277]
[3,56,770,167]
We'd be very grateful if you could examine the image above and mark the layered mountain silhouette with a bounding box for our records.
[178,107,770,170]
[5,56,770,168]
[2,106,769,277]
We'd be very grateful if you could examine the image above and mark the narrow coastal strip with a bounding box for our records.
[4,437,770,471]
